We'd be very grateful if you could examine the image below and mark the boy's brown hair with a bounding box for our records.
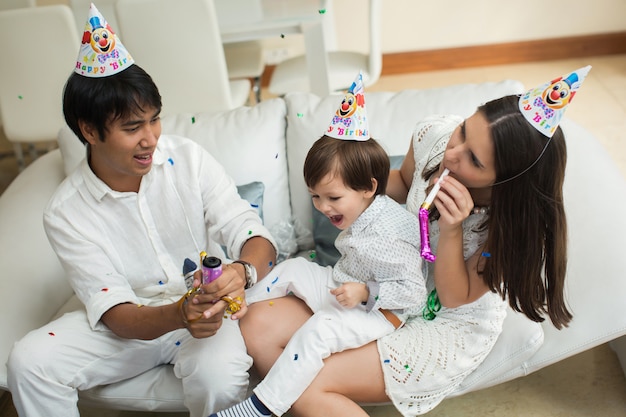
[303,135,390,194]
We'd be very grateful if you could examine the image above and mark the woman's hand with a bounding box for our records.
[433,175,474,233]
[331,282,369,308]
[430,174,491,307]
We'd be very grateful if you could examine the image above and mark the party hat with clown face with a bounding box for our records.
[74,3,134,77]
[326,72,370,141]
[519,65,591,137]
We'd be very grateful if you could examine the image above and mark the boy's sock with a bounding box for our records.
[209,393,272,417]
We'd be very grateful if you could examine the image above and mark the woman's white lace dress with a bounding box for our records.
[377,115,507,416]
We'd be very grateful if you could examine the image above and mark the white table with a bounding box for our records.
[215,0,332,97]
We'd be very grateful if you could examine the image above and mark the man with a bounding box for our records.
[6,5,276,417]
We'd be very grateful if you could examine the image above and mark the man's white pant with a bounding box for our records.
[246,258,395,416]
[7,309,252,417]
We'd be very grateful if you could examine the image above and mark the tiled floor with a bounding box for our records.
[2,55,626,416]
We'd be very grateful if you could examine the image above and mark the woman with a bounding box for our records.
[240,88,575,417]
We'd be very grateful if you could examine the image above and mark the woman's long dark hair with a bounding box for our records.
[480,95,571,329]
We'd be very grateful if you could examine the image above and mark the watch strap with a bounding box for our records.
[232,260,256,288]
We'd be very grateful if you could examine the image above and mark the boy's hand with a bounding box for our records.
[331,282,369,308]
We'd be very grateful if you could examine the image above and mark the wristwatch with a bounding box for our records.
[232,260,257,289]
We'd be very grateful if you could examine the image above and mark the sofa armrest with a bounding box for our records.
[0,149,72,390]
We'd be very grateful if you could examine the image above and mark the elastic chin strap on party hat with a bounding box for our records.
[491,137,552,186]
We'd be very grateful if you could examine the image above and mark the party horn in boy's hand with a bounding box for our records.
[419,168,449,262]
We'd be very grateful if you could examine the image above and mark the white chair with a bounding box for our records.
[115,0,252,116]
[268,0,382,96]
[213,0,265,103]
[0,5,78,171]
[224,41,265,103]
[0,0,36,163]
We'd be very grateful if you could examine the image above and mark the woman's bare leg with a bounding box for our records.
[289,341,389,417]
[240,296,390,417]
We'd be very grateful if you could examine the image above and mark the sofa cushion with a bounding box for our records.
[57,98,291,232]
[57,126,86,177]
[284,80,526,250]
[237,181,265,222]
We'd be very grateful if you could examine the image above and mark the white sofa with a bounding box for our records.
[2,81,626,412]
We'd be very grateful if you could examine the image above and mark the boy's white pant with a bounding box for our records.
[246,258,395,416]
[7,309,251,417]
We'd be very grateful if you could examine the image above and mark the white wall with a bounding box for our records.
[262,0,626,62]
[345,0,626,52]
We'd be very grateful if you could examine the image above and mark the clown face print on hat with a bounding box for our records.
[519,65,591,137]
[74,3,134,77]
[326,72,370,141]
